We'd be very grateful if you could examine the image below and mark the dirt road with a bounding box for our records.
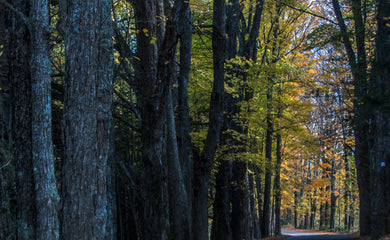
[281,229,352,240]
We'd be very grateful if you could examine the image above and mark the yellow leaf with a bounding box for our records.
[150,36,158,45]
[143,28,149,37]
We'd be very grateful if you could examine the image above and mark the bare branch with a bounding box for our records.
[281,2,338,26]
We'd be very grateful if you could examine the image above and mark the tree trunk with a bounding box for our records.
[193,0,225,239]
[30,0,60,238]
[61,0,112,238]
[255,166,263,237]
[274,125,282,236]
[211,160,232,240]
[6,1,37,238]
[131,1,173,238]
[96,1,116,238]
[330,159,336,229]
[310,191,317,230]
[176,4,193,238]
[248,167,257,239]
[370,0,390,238]
[262,87,274,238]
[167,87,191,240]
[231,161,250,240]
[331,0,371,235]
[294,191,299,229]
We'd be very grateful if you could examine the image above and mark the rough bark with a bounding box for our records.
[6,1,37,239]
[370,0,390,238]
[96,1,116,238]
[30,0,60,238]
[61,0,112,238]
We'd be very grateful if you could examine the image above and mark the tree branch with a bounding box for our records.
[281,2,338,26]
[0,0,29,27]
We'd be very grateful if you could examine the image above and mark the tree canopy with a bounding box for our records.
[0,0,389,239]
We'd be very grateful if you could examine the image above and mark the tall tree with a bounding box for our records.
[165,3,193,239]
[370,0,390,238]
[61,0,113,238]
[193,0,225,239]
[175,3,194,238]
[30,0,60,238]
[5,1,37,239]
[118,0,193,238]
[331,0,370,235]
[331,0,390,237]
[96,0,116,238]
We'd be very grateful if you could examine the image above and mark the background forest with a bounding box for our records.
[0,0,389,240]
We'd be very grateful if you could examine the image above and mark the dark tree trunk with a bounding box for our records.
[193,0,225,239]
[61,0,113,238]
[274,89,283,234]
[310,191,317,230]
[255,166,263,237]
[210,1,238,239]
[168,2,193,239]
[274,130,282,236]
[6,1,37,239]
[211,1,264,238]
[248,167,257,239]
[331,0,371,235]
[294,191,299,229]
[319,202,325,229]
[231,161,250,240]
[325,199,330,229]
[211,160,232,240]
[30,0,60,238]
[176,4,193,238]
[262,87,274,238]
[167,86,191,240]
[370,0,390,238]
[131,1,171,238]
[96,1,116,238]
[0,8,10,237]
[330,159,336,229]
